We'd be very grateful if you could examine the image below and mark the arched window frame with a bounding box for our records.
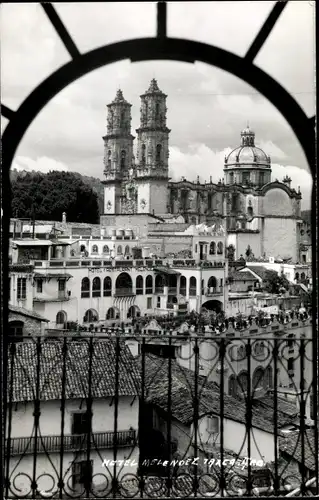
[103,276,112,297]
[115,272,133,295]
[121,150,126,169]
[208,276,217,290]
[217,242,224,255]
[81,277,90,298]
[145,275,153,294]
[56,310,67,325]
[141,143,146,163]
[189,276,197,296]
[92,245,99,254]
[209,241,216,255]
[136,275,143,295]
[156,144,162,162]
[84,309,98,323]
[117,245,123,255]
[92,277,101,298]
[103,245,110,254]
[180,276,187,296]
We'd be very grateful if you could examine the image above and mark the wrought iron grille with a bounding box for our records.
[4,333,318,498]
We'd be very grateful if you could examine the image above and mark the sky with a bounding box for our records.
[1,1,315,209]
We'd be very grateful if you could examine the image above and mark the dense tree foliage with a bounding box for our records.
[264,270,290,294]
[11,171,100,223]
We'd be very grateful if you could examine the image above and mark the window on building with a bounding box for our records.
[92,245,98,254]
[36,279,43,293]
[242,172,250,185]
[147,297,152,309]
[260,172,265,185]
[120,111,125,128]
[117,245,123,255]
[157,296,161,308]
[136,275,143,295]
[229,172,234,185]
[17,278,27,300]
[180,276,186,296]
[84,309,98,323]
[103,277,112,297]
[103,245,110,254]
[145,275,153,294]
[56,311,67,325]
[72,412,89,435]
[107,150,111,169]
[207,416,219,434]
[121,150,126,169]
[92,277,101,297]
[302,255,306,263]
[106,307,120,320]
[155,102,160,119]
[9,321,24,341]
[156,144,162,162]
[217,242,224,255]
[189,276,197,296]
[209,241,216,255]
[58,280,66,292]
[141,144,146,163]
[81,278,90,298]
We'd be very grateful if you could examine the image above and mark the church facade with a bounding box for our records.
[101,79,303,262]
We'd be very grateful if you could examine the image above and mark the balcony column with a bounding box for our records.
[176,275,181,295]
[196,277,201,297]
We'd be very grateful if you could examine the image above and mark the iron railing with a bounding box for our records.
[6,430,136,456]
[4,333,318,498]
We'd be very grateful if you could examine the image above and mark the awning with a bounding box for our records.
[34,273,72,280]
[154,267,181,276]
[50,239,80,245]
[12,240,52,246]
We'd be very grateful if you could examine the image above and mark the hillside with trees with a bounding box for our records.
[10,170,100,223]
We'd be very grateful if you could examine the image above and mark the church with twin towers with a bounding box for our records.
[101,78,303,262]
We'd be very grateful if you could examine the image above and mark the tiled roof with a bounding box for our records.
[255,395,298,417]
[230,270,256,281]
[279,430,318,471]
[8,340,140,403]
[141,355,293,435]
[9,305,49,322]
[246,266,269,280]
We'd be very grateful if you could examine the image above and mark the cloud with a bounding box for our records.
[13,156,70,174]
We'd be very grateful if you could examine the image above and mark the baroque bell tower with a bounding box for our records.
[135,79,170,215]
[102,89,134,214]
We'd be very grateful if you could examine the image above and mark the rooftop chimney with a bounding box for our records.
[62,212,67,223]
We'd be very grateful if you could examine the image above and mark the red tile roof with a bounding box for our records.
[141,355,295,435]
[8,340,140,402]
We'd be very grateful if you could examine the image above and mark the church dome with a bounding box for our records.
[225,126,271,168]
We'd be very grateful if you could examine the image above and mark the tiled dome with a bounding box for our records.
[225,126,271,167]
